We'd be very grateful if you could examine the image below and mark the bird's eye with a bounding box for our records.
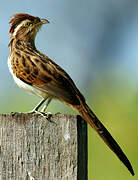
[26,22,31,26]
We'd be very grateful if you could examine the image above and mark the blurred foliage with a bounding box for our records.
[87,71,138,180]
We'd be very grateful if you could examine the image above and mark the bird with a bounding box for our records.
[8,13,134,176]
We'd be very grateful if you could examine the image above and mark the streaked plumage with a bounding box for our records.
[8,13,134,176]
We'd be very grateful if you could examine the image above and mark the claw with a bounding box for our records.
[33,110,55,123]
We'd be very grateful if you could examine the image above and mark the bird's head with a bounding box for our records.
[9,13,49,41]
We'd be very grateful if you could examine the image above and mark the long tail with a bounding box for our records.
[76,101,134,176]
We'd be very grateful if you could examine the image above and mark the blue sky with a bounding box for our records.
[0,0,138,109]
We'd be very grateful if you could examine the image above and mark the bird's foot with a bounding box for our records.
[34,110,55,123]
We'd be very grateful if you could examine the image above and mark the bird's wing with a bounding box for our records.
[32,55,85,105]
[13,49,84,105]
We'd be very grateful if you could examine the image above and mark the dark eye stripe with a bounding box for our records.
[26,22,31,26]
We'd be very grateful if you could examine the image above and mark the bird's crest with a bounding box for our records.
[9,13,40,34]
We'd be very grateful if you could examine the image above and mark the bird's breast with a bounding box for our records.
[8,56,49,99]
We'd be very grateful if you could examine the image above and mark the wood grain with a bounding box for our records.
[0,113,87,180]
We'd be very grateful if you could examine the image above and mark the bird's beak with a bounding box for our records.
[41,19,49,24]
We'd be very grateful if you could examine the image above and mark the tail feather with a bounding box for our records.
[76,102,134,176]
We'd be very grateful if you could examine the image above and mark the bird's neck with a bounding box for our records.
[9,36,36,51]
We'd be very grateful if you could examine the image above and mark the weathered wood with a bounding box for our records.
[0,113,87,180]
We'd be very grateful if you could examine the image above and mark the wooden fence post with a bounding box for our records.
[0,113,87,180]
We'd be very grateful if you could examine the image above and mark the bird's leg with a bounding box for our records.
[40,98,54,122]
[29,98,53,123]
[28,98,46,113]
[41,98,52,113]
